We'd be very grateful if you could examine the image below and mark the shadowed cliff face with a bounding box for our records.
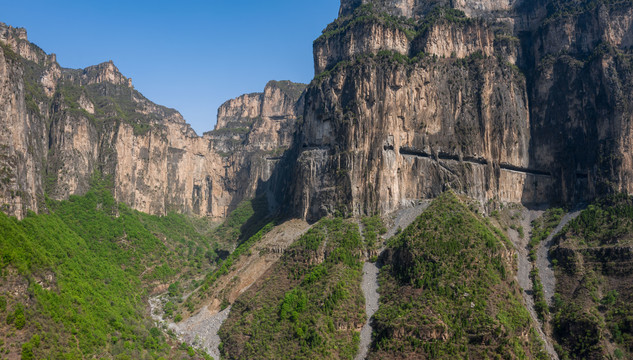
[286,0,633,220]
[524,1,633,204]
[0,23,306,220]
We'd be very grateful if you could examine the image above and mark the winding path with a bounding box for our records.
[537,210,582,306]
[355,262,380,360]
[507,209,560,360]
[355,202,430,360]
[508,207,584,360]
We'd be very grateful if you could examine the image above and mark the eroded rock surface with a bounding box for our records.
[0,23,306,219]
[285,0,633,221]
[3,0,633,225]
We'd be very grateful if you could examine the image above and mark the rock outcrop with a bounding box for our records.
[204,80,305,212]
[284,0,633,221]
[338,0,515,18]
[0,23,306,219]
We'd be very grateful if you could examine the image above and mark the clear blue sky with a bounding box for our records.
[3,0,340,134]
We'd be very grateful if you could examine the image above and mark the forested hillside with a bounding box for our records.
[0,177,251,359]
[370,193,548,359]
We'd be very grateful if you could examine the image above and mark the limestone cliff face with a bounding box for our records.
[0,23,305,219]
[3,0,633,223]
[205,81,305,208]
[314,18,410,74]
[293,3,537,220]
[314,5,498,75]
[413,20,495,59]
[212,80,304,153]
[338,0,515,19]
[111,122,228,217]
[291,49,544,220]
[70,61,134,88]
[0,25,49,218]
[0,44,36,217]
[524,1,633,203]
[286,0,633,220]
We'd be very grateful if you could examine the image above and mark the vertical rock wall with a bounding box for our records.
[0,23,306,220]
[3,0,633,222]
[287,0,633,220]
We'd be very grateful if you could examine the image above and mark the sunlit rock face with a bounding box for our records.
[0,23,306,219]
[287,0,633,220]
[338,0,515,18]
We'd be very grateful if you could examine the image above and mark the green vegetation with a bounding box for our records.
[314,60,352,83]
[22,60,49,117]
[0,180,219,359]
[316,4,417,43]
[528,208,564,261]
[564,194,633,247]
[180,196,274,314]
[48,72,181,137]
[415,6,472,38]
[376,49,411,65]
[530,268,548,322]
[369,192,547,359]
[316,5,475,46]
[1,45,44,119]
[544,0,633,24]
[267,80,308,102]
[524,208,564,321]
[361,215,387,251]
[310,0,529,94]
[219,217,365,359]
[0,42,21,63]
[209,126,251,136]
[550,194,633,359]
[208,195,270,247]
[313,31,509,90]
[193,220,274,296]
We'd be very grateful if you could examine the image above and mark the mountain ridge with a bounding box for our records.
[0,22,306,221]
[4,0,633,223]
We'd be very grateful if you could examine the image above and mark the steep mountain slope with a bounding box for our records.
[549,195,633,359]
[370,192,548,359]
[219,218,366,359]
[0,182,220,359]
[0,22,305,221]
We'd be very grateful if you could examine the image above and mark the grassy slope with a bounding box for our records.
[369,192,547,359]
[550,194,633,360]
[219,218,365,360]
[0,185,220,360]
